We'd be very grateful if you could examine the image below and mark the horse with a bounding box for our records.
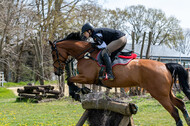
[49,32,190,126]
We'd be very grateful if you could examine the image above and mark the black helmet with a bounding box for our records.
[81,23,94,34]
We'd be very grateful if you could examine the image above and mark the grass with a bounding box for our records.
[0,97,86,126]
[0,87,16,99]
[132,95,190,126]
[3,80,58,87]
[1,89,190,126]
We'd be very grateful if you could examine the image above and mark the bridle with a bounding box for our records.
[51,41,97,75]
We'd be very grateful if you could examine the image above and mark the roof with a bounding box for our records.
[123,44,190,58]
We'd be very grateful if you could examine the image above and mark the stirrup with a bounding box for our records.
[99,76,104,80]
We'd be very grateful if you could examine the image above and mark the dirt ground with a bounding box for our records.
[7,84,70,96]
[7,84,120,97]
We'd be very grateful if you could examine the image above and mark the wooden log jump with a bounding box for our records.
[76,93,138,126]
[17,85,60,102]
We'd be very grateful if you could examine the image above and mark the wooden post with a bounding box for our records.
[115,88,118,97]
[140,32,146,59]
[92,85,98,92]
[120,88,127,97]
[131,31,135,51]
[105,88,110,95]
[76,110,89,126]
[119,116,134,126]
[183,62,186,68]
[0,71,4,87]
[146,32,152,59]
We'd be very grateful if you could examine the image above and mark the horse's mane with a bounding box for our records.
[55,32,82,43]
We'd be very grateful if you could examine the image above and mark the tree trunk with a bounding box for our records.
[0,2,13,71]
[58,74,65,96]
[32,36,44,85]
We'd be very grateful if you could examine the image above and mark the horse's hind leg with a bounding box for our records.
[170,92,190,126]
[149,91,183,126]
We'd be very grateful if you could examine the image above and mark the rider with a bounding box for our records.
[81,23,127,80]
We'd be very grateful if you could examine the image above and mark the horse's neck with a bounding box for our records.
[57,40,92,59]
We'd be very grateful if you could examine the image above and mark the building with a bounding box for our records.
[124,44,190,68]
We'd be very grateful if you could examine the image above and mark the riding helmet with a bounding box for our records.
[82,23,94,34]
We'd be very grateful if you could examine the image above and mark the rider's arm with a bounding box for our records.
[93,33,103,45]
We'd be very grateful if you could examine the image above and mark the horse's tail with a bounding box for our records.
[165,63,190,100]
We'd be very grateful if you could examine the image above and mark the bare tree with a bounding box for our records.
[176,29,190,55]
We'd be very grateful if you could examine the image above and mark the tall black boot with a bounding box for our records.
[102,52,114,80]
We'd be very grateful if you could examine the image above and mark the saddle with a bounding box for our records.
[96,51,137,68]
[96,50,137,81]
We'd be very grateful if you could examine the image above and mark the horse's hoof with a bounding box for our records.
[183,110,190,126]
[176,119,183,126]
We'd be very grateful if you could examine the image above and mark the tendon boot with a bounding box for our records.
[102,52,114,80]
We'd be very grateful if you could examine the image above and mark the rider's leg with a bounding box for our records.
[99,49,114,80]
[99,36,127,80]
[107,36,127,53]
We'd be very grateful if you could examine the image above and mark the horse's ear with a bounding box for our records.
[49,40,54,47]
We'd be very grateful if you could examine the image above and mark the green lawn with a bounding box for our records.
[0,97,85,126]
[0,87,16,99]
[132,96,190,126]
[3,80,58,88]
[1,87,190,126]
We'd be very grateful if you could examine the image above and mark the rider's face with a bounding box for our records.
[83,31,90,38]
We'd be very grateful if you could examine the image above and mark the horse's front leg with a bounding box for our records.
[69,74,95,84]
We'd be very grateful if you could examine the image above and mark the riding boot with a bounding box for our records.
[102,52,114,80]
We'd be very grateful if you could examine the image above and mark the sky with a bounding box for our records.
[98,0,190,29]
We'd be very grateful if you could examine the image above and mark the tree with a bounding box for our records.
[0,0,14,69]
[176,29,190,55]
[145,8,183,46]
[103,8,127,30]
[124,5,147,44]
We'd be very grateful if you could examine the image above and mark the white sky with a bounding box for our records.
[98,0,190,29]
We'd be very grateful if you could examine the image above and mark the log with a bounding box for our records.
[37,87,46,93]
[76,110,89,126]
[24,85,54,90]
[82,99,137,116]
[17,89,40,94]
[119,116,134,126]
[46,94,60,99]
[46,90,60,95]
[24,86,39,90]
[19,94,42,100]
[38,85,54,90]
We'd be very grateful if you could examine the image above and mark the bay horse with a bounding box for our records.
[49,32,190,126]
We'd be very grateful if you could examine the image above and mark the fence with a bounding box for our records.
[0,71,4,87]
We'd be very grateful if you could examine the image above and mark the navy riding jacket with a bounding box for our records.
[91,28,125,45]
